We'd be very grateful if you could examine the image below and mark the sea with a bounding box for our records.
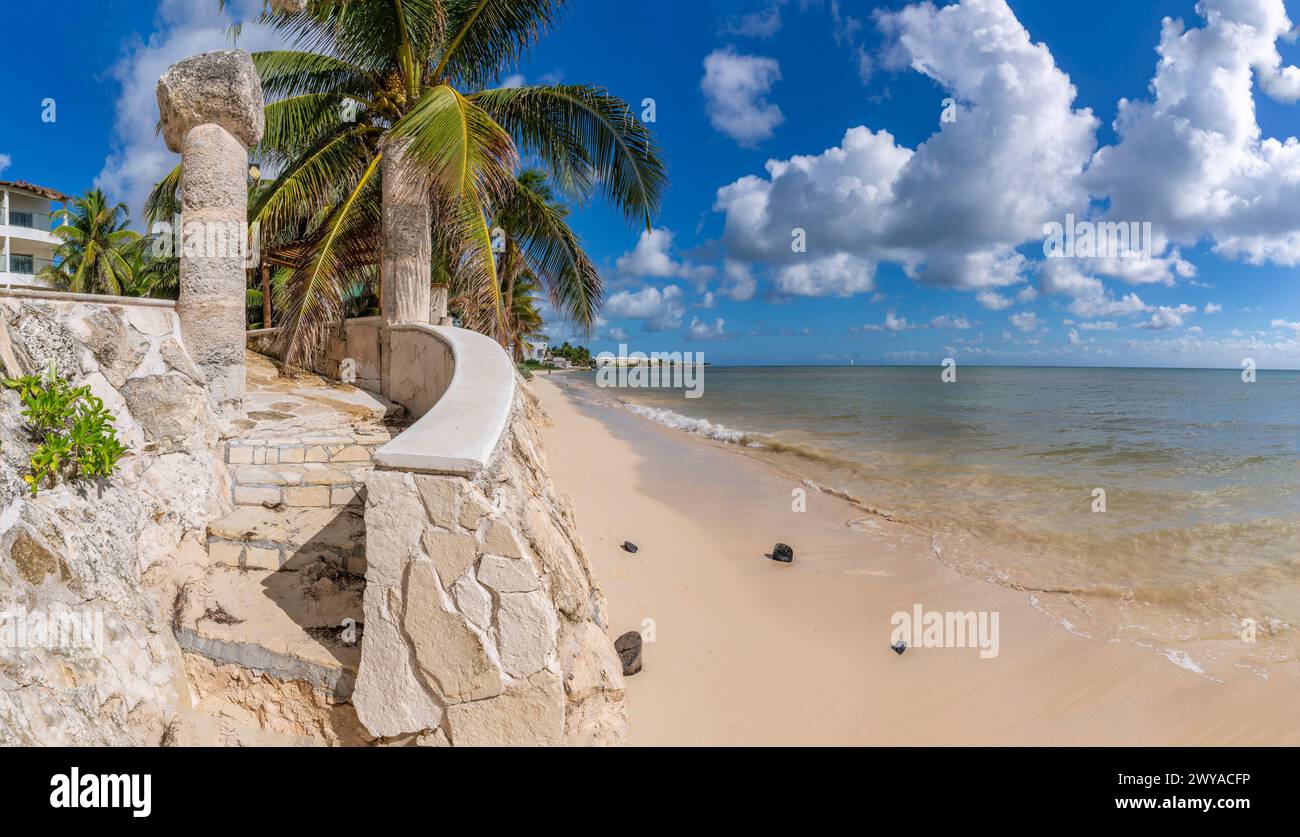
[555,365,1300,676]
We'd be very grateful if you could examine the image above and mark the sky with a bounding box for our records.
[3,0,1300,367]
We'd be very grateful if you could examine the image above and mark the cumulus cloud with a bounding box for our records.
[687,317,728,340]
[0,153,11,175]
[615,228,715,283]
[857,310,971,332]
[604,284,685,331]
[1137,304,1197,331]
[711,0,1300,329]
[773,253,875,297]
[1010,311,1043,332]
[96,0,293,224]
[701,48,785,146]
[715,0,1096,297]
[1205,303,1222,314]
[1085,0,1300,265]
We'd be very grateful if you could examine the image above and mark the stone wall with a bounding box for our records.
[0,291,229,745]
[354,385,627,746]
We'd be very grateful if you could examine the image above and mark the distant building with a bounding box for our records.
[1,181,69,289]
[523,340,547,362]
[548,356,572,369]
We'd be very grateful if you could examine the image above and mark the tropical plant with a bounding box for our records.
[176,0,665,369]
[2,364,127,496]
[38,190,142,296]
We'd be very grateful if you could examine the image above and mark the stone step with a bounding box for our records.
[174,562,364,704]
[208,505,366,574]
[230,463,371,508]
[225,436,384,467]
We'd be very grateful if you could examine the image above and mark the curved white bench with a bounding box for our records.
[374,324,516,477]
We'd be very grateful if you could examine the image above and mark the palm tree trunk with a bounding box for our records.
[380,137,431,325]
[261,260,271,328]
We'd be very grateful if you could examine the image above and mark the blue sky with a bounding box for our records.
[3,0,1299,367]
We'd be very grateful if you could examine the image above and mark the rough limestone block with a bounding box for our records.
[228,445,255,465]
[234,485,280,506]
[452,571,493,631]
[414,474,459,528]
[522,500,592,619]
[404,561,502,704]
[458,491,492,530]
[279,446,306,464]
[420,530,478,591]
[495,590,558,677]
[560,620,626,700]
[363,471,425,588]
[157,50,265,153]
[477,555,541,593]
[353,585,444,738]
[445,674,564,747]
[481,519,524,559]
[283,486,330,507]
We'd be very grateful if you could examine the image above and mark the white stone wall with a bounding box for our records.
[354,385,627,746]
[0,292,230,744]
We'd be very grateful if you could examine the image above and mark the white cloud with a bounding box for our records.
[616,228,714,283]
[976,290,1014,310]
[1010,311,1042,332]
[720,260,758,301]
[1137,304,1197,331]
[1204,303,1222,314]
[701,48,785,146]
[710,0,1300,332]
[1078,320,1119,331]
[95,0,293,225]
[773,253,875,297]
[857,310,970,332]
[605,284,685,331]
[687,317,727,340]
[1271,318,1300,333]
[0,153,11,175]
[1085,0,1300,265]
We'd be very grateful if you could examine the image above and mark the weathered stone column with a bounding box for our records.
[157,51,264,411]
[381,138,432,326]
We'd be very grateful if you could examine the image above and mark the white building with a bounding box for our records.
[2,181,68,289]
[523,340,547,362]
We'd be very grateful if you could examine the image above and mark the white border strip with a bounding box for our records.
[0,287,177,308]
[374,324,515,477]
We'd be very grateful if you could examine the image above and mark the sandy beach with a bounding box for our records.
[530,375,1300,746]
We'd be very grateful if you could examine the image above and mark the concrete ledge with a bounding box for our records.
[374,324,515,477]
[0,287,177,308]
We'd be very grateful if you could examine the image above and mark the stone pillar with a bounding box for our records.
[381,138,432,326]
[157,50,264,411]
[431,285,452,326]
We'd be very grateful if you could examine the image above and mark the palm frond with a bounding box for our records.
[472,84,666,229]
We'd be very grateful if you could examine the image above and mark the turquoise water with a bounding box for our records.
[559,366,1300,668]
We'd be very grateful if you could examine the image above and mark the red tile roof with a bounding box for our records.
[0,181,70,202]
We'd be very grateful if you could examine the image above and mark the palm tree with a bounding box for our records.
[39,190,142,296]
[178,0,666,369]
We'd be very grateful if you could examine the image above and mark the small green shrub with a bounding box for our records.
[3,364,127,496]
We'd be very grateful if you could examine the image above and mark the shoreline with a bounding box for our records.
[530,376,1300,745]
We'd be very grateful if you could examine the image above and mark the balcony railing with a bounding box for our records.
[4,255,55,275]
[3,209,58,231]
